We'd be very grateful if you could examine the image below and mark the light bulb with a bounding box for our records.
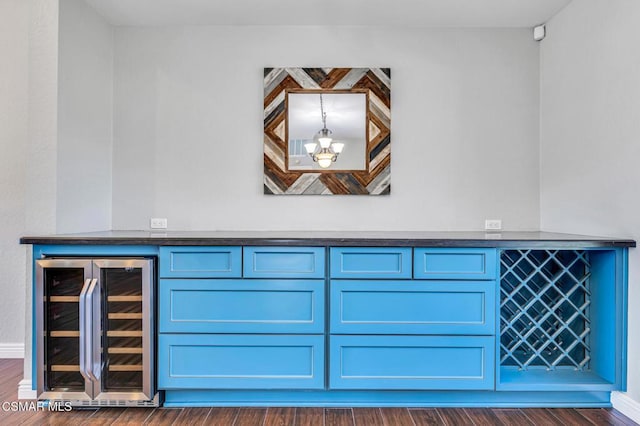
[316,152,334,169]
[304,142,317,155]
[332,142,344,154]
[318,128,332,148]
[318,137,332,148]
[317,158,333,168]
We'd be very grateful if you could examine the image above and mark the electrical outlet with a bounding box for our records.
[150,218,168,229]
[485,219,502,231]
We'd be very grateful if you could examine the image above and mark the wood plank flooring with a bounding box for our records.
[0,359,637,425]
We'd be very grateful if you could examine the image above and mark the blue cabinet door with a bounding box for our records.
[158,334,325,390]
[330,335,495,390]
[160,279,324,333]
[330,247,412,279]
[160,247,242,278]
[414,248,497,280]
[243,247,325,278]
[330,280,495,335]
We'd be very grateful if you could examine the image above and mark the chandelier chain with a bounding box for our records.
[320,94,327,128]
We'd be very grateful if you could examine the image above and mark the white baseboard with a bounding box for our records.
[612,391,640,424]
[18,379,36,400]
[0,343,24,358]
[0,345,33,400]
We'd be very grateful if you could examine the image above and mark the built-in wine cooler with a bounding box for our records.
[35,258,159,406]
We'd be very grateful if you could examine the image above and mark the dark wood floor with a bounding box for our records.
[0,359,637,426]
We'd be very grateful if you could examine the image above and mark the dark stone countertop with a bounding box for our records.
[19,230,636,248]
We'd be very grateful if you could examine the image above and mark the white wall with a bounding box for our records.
[57,0,113,233]
[0,0,30,348]
[540,0,640,415]
[112,27,541,231]
[21,0,60,395]
[0,0,58,358]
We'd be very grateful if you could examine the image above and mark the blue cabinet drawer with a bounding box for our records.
[330,280,495,335]
[414,248,497,280]
[330,248,412,279]
[329,335,495,390]
[158,334,324,390]
[160,279,324,333]
[243,247,324,278]
[160,247,241,278]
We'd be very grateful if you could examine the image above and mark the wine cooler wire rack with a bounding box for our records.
[500,250,591,371]
[46,291,144,378]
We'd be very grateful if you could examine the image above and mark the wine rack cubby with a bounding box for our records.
[500,249,591,371]
[498,248,624,391]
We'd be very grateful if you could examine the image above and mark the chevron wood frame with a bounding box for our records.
[264,67,391,195]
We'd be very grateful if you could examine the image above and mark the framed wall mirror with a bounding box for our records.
[264,68,391,195]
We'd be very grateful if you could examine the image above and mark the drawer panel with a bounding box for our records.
[330,247,412,279]
[160,247,241,278]
[243,247,324,278]
[330,335,494,390]
[160,279,324,333]
[158,334,324,389]
[414,248,497,280]
[330,280,495,335]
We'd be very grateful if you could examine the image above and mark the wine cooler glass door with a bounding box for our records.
[93,259,154,401]
[36,259,94,401]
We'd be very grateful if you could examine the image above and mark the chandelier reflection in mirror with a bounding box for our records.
[303,94,345,168]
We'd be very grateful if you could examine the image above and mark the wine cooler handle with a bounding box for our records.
[86,278,100,383]
[78,278,92,382]
[90,277,102,381]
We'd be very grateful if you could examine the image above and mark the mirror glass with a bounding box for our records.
[287,92,367,171]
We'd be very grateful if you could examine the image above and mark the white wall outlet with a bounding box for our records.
[150,218,168,229]
[485,219,502,231]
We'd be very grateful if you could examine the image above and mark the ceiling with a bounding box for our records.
[82,0,572,27]
[288,93,366,140]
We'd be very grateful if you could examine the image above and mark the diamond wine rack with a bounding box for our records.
[500,250,591,371]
